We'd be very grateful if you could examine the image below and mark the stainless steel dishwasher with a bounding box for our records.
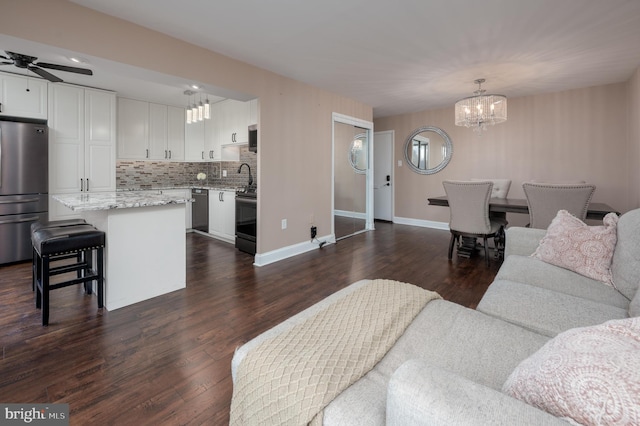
[191,189,209,232]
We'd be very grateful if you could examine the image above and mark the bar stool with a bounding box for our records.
[31,219,87,291]
[32,224,105,326]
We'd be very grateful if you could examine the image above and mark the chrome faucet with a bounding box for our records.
[238,163,254,187]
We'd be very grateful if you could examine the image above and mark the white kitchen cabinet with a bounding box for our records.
[185,119,205,161]
[0,72,48,119]
[149,104,185,161]
[249,98,258,125]
[49,84,116,220]
[117,97,149,159]
[204,113,220,161]
[208,190,235,243]
[218,99,250,144]
[166,106,185,161]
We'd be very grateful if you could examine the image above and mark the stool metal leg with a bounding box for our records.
[97,247,104,309]
[42,255,50,326]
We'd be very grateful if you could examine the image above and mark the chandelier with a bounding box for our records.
[454,79,507,134]
[184,90,211,124]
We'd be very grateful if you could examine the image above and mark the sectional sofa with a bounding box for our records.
[231,208,640,425]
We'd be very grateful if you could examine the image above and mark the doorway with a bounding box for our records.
[332,113,374,241]
[374,130,394,221]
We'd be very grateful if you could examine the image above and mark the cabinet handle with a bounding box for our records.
[165,149,168,159]
[0,102,3,113]
[168,150,172,159]
[201,151,204,160]
[86,178,89,192]
[80,178,84,192]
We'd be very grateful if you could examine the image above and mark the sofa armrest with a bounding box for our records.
[386,359,567,426]
[504,227,547,258]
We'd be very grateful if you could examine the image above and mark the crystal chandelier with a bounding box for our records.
[454,79,507,135]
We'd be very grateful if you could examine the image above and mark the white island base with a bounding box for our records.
[82,204,186,311]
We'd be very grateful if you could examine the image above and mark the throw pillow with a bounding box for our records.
[503,317,640,426]
[532,210,618,288]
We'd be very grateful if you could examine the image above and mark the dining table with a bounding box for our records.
[427,196,618,220]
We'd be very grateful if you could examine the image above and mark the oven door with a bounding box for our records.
[235,195,256,254]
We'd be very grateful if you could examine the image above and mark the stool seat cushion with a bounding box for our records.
[32,225,105,256]
[31,219,87,233]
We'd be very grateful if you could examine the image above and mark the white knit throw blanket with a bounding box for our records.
[230,279,441,425]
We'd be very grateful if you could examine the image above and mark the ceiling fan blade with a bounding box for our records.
[1,61,13,65]
[0,55,9,60]
[35,62,93,76]
[28,65,63,83]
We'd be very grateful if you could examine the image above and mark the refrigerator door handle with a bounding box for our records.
[0,197,40,204]
[0,215,41,225]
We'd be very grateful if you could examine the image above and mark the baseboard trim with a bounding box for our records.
[254,234,334,267]
[393,216,449,231]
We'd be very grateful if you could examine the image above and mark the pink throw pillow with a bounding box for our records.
[503,317,640,425]
[532,210,618,288]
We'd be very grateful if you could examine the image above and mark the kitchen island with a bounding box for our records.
[53,191,192,311]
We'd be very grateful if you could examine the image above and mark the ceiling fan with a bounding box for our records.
[0,51,93,83]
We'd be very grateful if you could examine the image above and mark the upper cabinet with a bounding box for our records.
[117,97,185,161]
[218,99,250,145]
[0,72,48,119]
[49,84,116,220]
[117,97,149,159]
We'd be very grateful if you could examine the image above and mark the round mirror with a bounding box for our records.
[404,126,453,175]
[348,133,367,174]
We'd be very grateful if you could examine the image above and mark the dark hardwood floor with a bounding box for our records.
[0,221,500,425]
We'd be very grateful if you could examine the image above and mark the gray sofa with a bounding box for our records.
[231,208,640,425]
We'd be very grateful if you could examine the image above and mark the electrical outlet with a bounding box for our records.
[310,226,317,239]
[222,170,227,177]
[281,219,287,229]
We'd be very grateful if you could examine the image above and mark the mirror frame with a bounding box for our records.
[348,133,367,174]
[404,126,453,175]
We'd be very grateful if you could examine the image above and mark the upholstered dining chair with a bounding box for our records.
[522,182,596,229]
[443,180,503,266]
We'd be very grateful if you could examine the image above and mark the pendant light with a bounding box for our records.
[204,96,211,119]
[198,94,204,121]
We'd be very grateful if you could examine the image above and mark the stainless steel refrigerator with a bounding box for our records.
[0,117,49,264]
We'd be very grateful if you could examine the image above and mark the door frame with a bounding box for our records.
[331,112,374,242]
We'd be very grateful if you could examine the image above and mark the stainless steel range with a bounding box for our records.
[0,117,49,264]
[235,187,256,255]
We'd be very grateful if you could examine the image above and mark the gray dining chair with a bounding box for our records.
[443,180,503,266]
[522,182,596,229]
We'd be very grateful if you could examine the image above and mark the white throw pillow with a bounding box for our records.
[503,317,640,426]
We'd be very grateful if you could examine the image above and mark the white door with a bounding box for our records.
[374,130,393,221]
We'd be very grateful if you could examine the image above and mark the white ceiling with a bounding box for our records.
[4,0,640,117]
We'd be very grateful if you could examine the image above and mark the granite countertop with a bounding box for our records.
[116,186,240,192]
[53,191,194,212]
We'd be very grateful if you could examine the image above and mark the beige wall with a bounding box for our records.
[375,81,636,227]
[0,0,372,253]
[629,67,640,210]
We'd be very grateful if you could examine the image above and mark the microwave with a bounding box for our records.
[248,124,257,153]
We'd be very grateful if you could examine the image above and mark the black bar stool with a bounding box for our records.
[31,219,87,291]
[31,224,105,326]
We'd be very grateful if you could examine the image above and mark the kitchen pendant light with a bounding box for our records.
[198,95,204,121]
[204,98,211,120]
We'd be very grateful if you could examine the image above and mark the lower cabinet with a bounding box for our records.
[208,190,236,243]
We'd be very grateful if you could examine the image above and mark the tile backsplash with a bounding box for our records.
[117,146,257,189]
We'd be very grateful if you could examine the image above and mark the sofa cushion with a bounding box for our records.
[496,255,629,309]
[532,210,618,287]
[477,280,629,337]
[611,208,640,300]
[387,360,568,426]
[323,299,549,424]
[503,317,640,426]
